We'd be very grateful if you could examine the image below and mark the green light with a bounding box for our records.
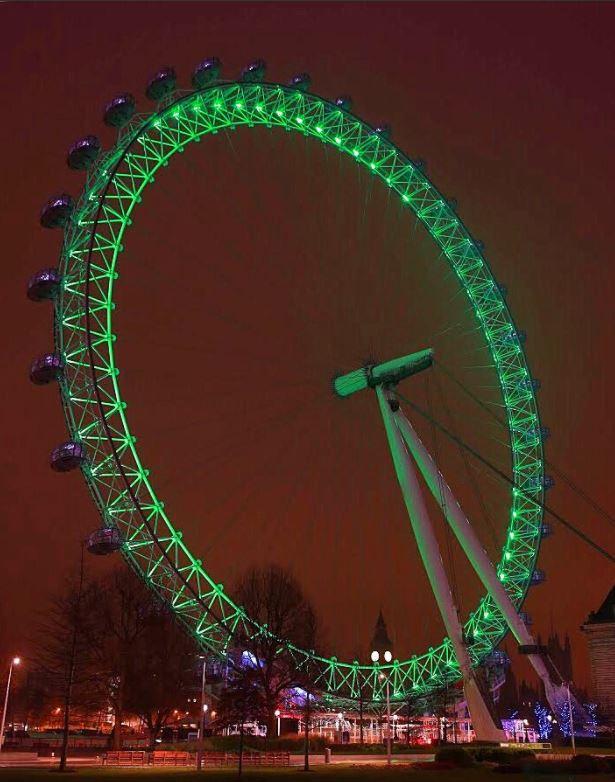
[334,349,433,398]
[333,368,368,398]
[56,80,544,705]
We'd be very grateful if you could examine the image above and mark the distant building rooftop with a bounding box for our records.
[584,584,615,626]
[371,609,393,653]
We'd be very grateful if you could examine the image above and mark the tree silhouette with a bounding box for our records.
[85,567,155,749]
[232,565,321,739]
[213,667,264,778]
[33,548,100,770]
[123,606,197,745]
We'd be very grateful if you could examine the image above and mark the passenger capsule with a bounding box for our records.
[50,441,86,472]
[103,93,136,128]
[240,59,266,82]
[527,474,554,491]
[27,268,62,301]
[30,353,64,385]
[485,649,509,667]
[145,67,177,101]
[519,611,533,626]
[501,329,526,345]
[67,135,101,170]
[541,523,552,537]
[40,193,73,229]
[511,376,539,394]
[288,72,311,91]
[86,526,122,555]
[412,158,427,171]
[446,197,458,211]
[192,57,222,89]
[475,239,485,251]
[530,568,546,586]
[373,123,391,140]
[516,426,546,448]
[335,95,352,111]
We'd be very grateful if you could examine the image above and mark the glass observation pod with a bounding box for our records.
[67,135,101,170]
[86,527,123,555]
[50,441,86,473]
[103,93,136,128]
[40,194,73,229]
[30,353,64,385]
[27,268,62,301]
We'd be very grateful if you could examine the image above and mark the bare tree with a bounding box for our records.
[123,607,197,746]
[233,565,320,740]
[213,667,264,778]
[33,548,100,771]
[85,566,155,749]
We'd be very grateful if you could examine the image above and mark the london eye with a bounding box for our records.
[29,58,569,740]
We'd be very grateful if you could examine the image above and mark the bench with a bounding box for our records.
[103,750,147,766]
[151,750,195,766]
[239,751,290,767]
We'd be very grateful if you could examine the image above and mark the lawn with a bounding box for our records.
[0,766,610,782]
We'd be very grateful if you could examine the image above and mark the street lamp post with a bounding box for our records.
[274,709,281,738]
[197,655,207,771]
[372,649,393,766]
[567,682,576,756]
[0,657,21,752]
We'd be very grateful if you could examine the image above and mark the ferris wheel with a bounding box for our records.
[29,58,567,740]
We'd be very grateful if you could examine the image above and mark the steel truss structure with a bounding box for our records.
[40,76,546,703]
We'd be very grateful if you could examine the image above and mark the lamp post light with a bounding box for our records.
[0,657,21,752]
[274,709,281,737]
[567,682,576,756]
[196,655,207,771]
[372,650,393,766]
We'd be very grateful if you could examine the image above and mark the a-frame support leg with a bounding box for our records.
[393,405,567,712]
[377,386,506,741]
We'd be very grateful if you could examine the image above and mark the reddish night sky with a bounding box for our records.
[2,2,614,689]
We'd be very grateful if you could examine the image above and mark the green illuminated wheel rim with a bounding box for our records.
[54,79,545,702]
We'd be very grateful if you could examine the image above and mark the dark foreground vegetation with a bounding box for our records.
[0,761,612,782]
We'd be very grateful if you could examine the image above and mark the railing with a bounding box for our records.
[103,751,147,766]
[102,750,291,767]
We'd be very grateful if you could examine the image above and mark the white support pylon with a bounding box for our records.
[376,386,506,742]
[392,405,563,710]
